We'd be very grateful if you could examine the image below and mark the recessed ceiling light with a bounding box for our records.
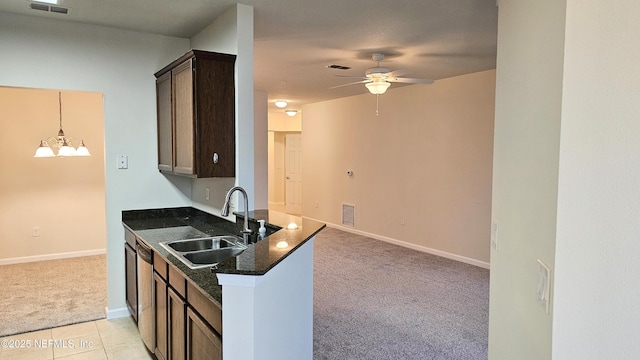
[274,100,287,108]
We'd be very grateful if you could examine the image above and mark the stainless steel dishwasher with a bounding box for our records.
[136,240,153,352]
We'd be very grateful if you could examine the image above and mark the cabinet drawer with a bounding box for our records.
[169,265,186,298]
[187,282,222,336]
[154,252,168,280]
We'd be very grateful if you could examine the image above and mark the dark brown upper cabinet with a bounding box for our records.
[155,50,236,178]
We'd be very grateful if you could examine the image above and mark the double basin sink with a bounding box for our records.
[160,235,247,269]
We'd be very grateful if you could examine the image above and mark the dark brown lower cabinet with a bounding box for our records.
[186,307,222,360]
[168,287,186,360]
[154,272,168,360]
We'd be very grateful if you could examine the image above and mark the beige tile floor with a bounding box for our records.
[0,317,154,360]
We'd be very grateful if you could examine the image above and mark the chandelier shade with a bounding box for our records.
[34,92,91,158]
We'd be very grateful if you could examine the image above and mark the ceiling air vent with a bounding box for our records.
[50,6,69,14]
[28,2,70,15]
[327,64,351,70]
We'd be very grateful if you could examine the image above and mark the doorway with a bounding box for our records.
[285,133,302,214]
[0,86,107,335]
[268,131,303,215]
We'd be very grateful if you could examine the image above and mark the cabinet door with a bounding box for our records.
[172,58,195,175]
[154,272,167,360]
[186,307,221,360]
[156,71,173,172]
[168,287,186,360]
[125,243,137,322]
[194,57,236,178]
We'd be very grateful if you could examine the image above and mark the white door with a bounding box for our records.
[285,134,302,214]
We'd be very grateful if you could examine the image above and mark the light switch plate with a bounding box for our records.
[537,259,551,314]
[490,222,498,250]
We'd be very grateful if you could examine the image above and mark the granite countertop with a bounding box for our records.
[122,207,326,307]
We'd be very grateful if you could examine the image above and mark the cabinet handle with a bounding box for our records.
[213,153,219,164]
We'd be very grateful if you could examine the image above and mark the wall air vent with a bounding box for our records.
[28,2,70,15]
[327,64,351,70]
[342,204,355,227]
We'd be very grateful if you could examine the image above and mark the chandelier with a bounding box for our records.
[34,92,91,157]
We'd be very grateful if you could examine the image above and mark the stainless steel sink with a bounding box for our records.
[165,236,242,252]
[160,235,247,269]
[183,247,246,266]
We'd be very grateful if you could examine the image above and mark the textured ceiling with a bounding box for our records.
[0,0,498,112]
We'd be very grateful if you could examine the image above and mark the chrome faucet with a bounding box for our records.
[221,186,252,245]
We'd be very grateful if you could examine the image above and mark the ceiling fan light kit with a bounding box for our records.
[365,80,391,95]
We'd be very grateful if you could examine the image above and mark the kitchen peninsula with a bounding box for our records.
[122,207,325,360]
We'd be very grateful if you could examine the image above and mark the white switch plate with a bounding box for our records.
[205,187,210,201]
[118,155,128,169]
[490,222,498,250]
[537,259,551,314]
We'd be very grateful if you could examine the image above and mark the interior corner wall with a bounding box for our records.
[488,0,565,358]
[302,70,495,265]
[552,1,640,358]
[0,88,106,262]
[0,12,192,312]
[190,4,257,214]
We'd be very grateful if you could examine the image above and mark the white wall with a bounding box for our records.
[302,70,495,266]
[490,1,640,358]
[0,12,192,312]
[488,0,565,358]
[553,1,640,358]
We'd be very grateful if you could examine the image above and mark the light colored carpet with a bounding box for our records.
[0,254,107,337]
[313,227,489,360]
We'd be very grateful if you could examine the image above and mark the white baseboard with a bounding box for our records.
[0,249,107,265]
[105,307,131,320]
[303,216,490,270]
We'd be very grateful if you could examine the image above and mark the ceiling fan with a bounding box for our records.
[330,53,434,95]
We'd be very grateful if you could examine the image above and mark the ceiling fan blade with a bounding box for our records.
[329,79,371,89]
[333,74,368,79]
[388,77,434,84]
[386,69,410,78]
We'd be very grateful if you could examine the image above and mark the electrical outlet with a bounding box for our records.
[32,227,40,237]
[491,222,498,250]
[537,259,551,314]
